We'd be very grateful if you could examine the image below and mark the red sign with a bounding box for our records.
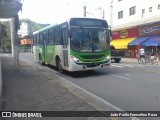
[112,27,139,39]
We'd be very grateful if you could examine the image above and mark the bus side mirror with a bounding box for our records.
[109,30,112,37]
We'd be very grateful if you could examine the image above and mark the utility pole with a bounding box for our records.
[10,17,19,69]
[83,6,86,17]
[0,21,2,53]
[0,21,2,97]
[110,1,113,27]
[102,10,105,19]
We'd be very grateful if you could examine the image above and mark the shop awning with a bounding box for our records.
[128,36,150,46]
[110,38,136,49]
[141,35,160,46]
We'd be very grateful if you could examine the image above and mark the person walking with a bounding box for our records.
[150,49,155,65]
[155,51,159,65]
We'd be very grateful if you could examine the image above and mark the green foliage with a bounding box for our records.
[0,19,49,52]
[0,21,11,52]
[2,37,11,51]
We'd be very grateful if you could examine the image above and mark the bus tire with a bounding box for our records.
[56,58,63,73]
[115,58,121,63]
[39,54,45,65]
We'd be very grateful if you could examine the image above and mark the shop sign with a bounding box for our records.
[112,27,139,39]
[120,30,128,38]
[139,23,160,35]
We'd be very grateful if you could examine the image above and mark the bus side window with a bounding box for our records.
[54,26,60,44]
[49,29,54,44]
[43,31,49,44]
[37,34,40,45]
[39,33,43,45]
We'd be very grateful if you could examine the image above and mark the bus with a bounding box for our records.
[32,17,111,72]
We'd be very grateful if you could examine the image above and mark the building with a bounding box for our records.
[20,38,32,45]
[110,0,160,58]
[111,0,160,29]
[18,22,32,37]
[19,38,32,52]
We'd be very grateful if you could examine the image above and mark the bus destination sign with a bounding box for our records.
[70,18,108,27]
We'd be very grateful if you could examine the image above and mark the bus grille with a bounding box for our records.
[79,54,104,59]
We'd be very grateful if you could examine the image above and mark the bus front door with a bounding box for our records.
[61,29,69,69]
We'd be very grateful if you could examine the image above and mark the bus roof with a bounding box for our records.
[33,17,108,35]
[33,23,58,34]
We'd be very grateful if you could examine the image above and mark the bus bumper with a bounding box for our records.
[68,60,111,71]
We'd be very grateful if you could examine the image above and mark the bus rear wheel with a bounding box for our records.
[57,59,63,73]
[115,58,121,63]
[39,54,45,65]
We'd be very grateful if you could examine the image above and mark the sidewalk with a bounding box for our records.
[122,57,160,65]
[121,57,137,63]
[0,54,134,120]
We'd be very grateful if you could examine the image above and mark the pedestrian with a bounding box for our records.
[150,50,155,65]
[155,51,159,65]
[138,47,145,64]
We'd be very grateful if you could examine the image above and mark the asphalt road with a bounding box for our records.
[20,53,160,111]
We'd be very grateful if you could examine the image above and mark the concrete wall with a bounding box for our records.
[0,54,2,97]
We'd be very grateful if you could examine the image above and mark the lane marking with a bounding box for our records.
[111,64,124,68]
[145,69,160,74]
[111,75,131,81]
[115,63,134,67]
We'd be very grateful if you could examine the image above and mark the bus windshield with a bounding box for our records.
[70,28,109,52]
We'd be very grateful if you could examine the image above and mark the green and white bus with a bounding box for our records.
[32,17,111,72]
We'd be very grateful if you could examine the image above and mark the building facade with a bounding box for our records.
[111,0,160,58]
[18,22,32,37]
[111,0,160,30]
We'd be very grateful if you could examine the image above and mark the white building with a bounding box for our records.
[111,0,160,30]
[18,22,32,37]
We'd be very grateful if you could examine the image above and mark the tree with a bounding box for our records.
[0,21,11,52]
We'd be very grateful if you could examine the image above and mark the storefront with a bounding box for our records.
[128,36,150,58]
[127,22,160,58]
[111,27,139,57]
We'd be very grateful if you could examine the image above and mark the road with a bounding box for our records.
[20,53,160,111]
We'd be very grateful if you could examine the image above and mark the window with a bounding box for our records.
[158,4,160,10]
[129,6,136,16]
[39,33,43,45]
[118,11,123,19]
[54,26,60,44]
[149,7,152,12]
[43,31,49,44]
[48,29,54,44]
[142,9,145,18]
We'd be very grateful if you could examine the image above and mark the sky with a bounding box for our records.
[18,0,111,24]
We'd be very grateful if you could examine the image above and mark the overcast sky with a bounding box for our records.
[18,0,110,24]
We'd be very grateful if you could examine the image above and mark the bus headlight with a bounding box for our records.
[71,56,82,63]
[104,55,111,62]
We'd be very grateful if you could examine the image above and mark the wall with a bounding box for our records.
[112,0,160,28]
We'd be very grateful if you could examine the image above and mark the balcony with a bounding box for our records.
[0,0,22,18]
